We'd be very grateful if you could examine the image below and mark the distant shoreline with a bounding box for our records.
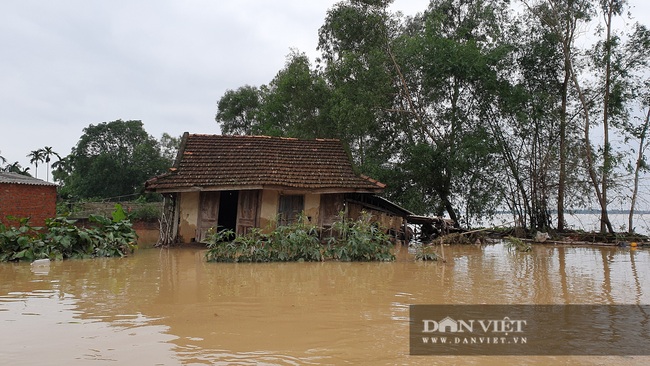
[496,210,650,215]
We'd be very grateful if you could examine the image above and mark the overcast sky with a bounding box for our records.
[0,0,648,179]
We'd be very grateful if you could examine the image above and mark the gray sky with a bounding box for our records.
[0,0,648,180]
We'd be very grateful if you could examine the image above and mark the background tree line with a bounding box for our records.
[2,120,179,202]
[216,0,650,234]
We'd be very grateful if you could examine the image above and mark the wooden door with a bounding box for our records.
[319,193,344,227]
[237,190,259,235]
[198,191,220,242]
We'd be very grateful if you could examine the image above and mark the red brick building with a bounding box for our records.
[0,172,57,227]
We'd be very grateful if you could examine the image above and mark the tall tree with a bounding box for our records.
[520,0,620,233]
[628,105,650,233]
[159,133,182,164]
[612,24,650,232]
[589,1,650,233]
[216,85,262,135]
[27,149,45,179]
[318,0,400,166]
[500,0,589,232]
[55,120,170,200]
[388,0,512,224]
[216,53,334,139]
[257,51,333,139]
[41,146,60,182]
[597,0,620,233]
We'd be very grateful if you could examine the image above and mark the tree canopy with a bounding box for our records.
[54,120,171,200]
[215,0,650,233]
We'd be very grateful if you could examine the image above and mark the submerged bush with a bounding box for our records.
[270,217,324,261]
[205,211,394,262]
[0,217,47,262]
[205,228,270,263]
[414,245,440,261]
[85,214,138,258]
[505,236,532,252]
[0,206,137,262]
[326,212,394,262]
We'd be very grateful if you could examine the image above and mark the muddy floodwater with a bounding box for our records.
[1,243,649,365]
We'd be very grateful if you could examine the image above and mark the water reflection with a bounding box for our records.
[0,243,648,365]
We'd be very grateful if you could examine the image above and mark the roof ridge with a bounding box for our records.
[189,134,341,142]
[0,172,58,186]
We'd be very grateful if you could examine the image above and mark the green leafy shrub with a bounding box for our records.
[270,214,323,261]
[0,207,137,262]
[414,245,440,261]
[86,214,138,257]
[42,217,93,260]
[127,204,161,221]
[0,217,47,262]
[326,212,395,262]
[205,216,323,263]
[206,228,271,263]
[205,211,394,262]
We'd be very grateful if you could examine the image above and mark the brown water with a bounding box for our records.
[1,243,648,365]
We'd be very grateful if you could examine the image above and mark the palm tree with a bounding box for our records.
[41,146,61,182]
[27,149,45,179]
[3,161,31,176]
[51,156,71,182]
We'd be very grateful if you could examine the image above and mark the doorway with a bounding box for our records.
[218,190,239,233]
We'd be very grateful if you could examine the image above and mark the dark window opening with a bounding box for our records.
[278,195,304,226]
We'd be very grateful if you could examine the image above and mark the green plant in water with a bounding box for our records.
[270,213,323,261]
[505,236,532,252]
[87,214,138,257]
[414,245,439,261]
[205,227,271,263]
[0,217,46,262]
[43,216,93,260]
[112,203,128,222]
[0,204,137,262]
[326,211,394,262]
[205,211,394,262]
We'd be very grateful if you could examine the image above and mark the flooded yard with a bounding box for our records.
[1,243,649,365]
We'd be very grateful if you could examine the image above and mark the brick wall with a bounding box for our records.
[0,183,57,227]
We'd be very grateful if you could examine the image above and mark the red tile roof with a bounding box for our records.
[145,134,385,193]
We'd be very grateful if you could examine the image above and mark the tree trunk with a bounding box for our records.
[570,66,614,234]
[600,1,614,233]
[557,32,571,232]
[629,109,650,233]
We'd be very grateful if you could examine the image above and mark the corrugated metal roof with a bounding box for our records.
[145,134,385,193]
[0,172,57,186]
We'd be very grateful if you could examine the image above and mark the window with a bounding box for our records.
[278,195,304,226]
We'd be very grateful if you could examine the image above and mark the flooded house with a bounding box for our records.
[0,172,57,227]
[145,133,411,245]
